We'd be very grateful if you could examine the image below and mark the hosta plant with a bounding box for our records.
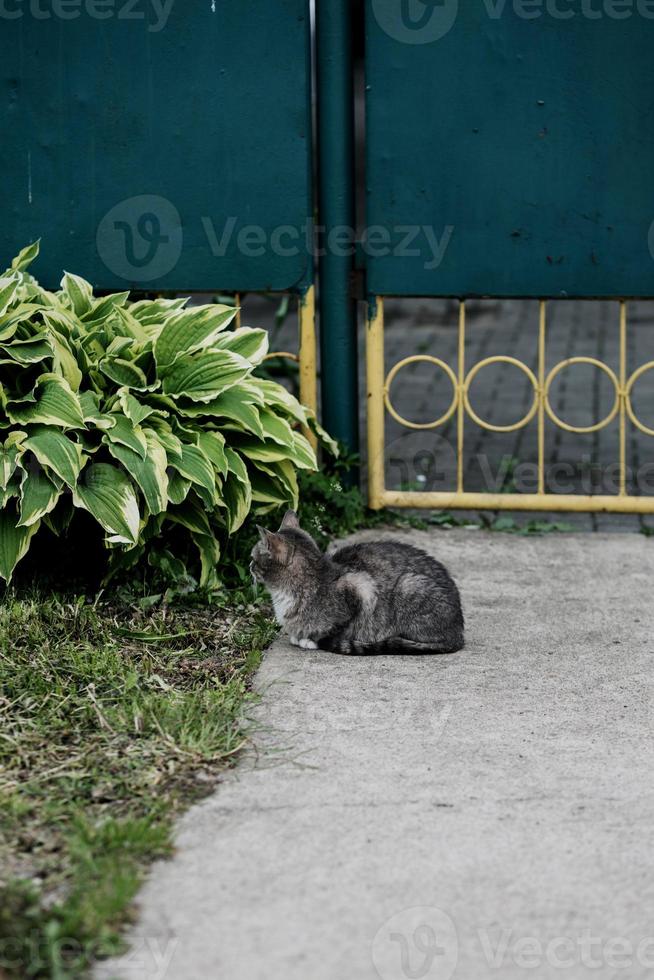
[0,243,335,587]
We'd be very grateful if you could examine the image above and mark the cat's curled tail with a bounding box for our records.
[320,634,463,656]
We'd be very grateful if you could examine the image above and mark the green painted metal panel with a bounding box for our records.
[365,2,654,297]
[1,1,312,292]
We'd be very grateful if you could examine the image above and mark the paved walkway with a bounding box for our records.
[98,528,654,980]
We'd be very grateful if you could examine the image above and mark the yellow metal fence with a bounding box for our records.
[366,297,654,514]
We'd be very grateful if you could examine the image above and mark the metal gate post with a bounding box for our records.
[315,0,359,455]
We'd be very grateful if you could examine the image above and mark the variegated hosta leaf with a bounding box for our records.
[81,291,130,324]
[9,240,40,274]
[214,327,268,365]
[61,271,93,316]
[0,243,336,586]
[22,426,85,489]
[169,443,216,500]
[48,328,83,391]
[79,391,115,430]
[0,332,53,365]
[161,349,251,403]
[223,470,252,533]
[249,468,293,507]
[249,378,309,425]
[6,375,86,429]
[0,504,40,582]
[106,430,168,516]
[103,415,148,459]
[251,458,299,509]
[167,471,191,505]
[18,463,63,527]
[180,387,264,439]
[196,431,228,478]
[153,304,238,370]
[117,389,155,426]
[73,463,140,546]
[166,495,213,537]
[0,278,20,318]
[189,531,220,589]
[99,357,150,391]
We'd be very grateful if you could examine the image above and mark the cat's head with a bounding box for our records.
[250,510,321,589]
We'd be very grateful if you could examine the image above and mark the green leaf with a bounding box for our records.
[0,333,53,365]
[169,443,216,498]
[117,389,155,426]
[153,304,238,370]
[103,415,148,459]
[0,504,40,582]
[166,495,213,537]
[180,387,264,438]
[214,327,268,364]
[106,430,168,515]
[61,271,93,316]
[161,349,251,403]
[81,291,130,323]
[196,431,228,477]
[223,470,252,533]
[224,447,249,485]
[22,427,85,489]
[251,457,299,508]
[73,462,140,546]
[249,468,292,507]
[6,375,86,429]
[42,320,83,391]
[189,531,220,589]
[9,240,40,273]
[249,378,309,425]
[167,471,191,505]
[0,277,19,317]
[79,391,115,430]
[18,464,63,527]
[99,357,150,390]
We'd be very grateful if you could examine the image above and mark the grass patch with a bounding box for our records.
[0,592,276,978]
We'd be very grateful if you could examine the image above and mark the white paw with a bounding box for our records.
[298,637,317,650]
[288,635,300,647]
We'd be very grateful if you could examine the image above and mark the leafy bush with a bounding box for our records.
[0,243,334,587]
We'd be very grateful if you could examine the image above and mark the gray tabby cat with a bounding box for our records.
[250,511,464,655]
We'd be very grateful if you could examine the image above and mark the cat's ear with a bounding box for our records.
[256,526,289,561]
[279,510,300,530]
[256,525,272,547]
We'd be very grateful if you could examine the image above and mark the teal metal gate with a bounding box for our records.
[0,1,313,294]
[363,0,654,514]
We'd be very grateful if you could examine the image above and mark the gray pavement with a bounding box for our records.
[98,528,654,980]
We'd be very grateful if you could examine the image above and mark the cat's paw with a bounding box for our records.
[288,634,300,647]
[298,637,318,650]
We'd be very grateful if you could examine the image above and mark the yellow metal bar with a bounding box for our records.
[298,286,318,450]
[456,302,466,493]
[618,300,627,495]
[538,300,546,494]
[378,490,654,515]
[367,298,386,510]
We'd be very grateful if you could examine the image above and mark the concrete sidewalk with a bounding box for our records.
[99,529,654,980]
